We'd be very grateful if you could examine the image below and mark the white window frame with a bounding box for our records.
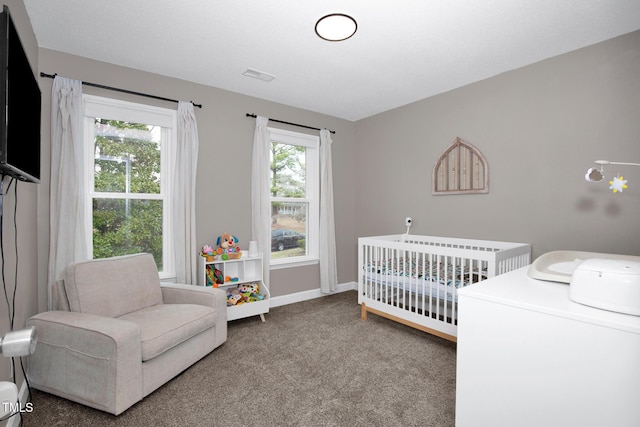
[83,95,177,279]
[268,127,319,269]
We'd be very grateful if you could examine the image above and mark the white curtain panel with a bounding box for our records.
[48,76,89,309]
[251,116,271,287]
[319,129,338,293]
[173,101,200,284]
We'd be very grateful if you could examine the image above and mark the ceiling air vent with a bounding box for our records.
[242,68,276,82]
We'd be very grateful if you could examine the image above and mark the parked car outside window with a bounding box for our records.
[271,229,305,251]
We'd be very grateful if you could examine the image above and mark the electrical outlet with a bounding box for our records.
[405,217,413,227]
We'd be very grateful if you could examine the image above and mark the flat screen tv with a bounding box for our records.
[0,5,41,183]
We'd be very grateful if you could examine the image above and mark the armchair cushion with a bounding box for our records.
[64,253,163,317]
[118,303,218,361]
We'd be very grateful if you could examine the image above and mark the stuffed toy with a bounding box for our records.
[226,282,263,305]
[236,282,263,303]
[226,288,244,306]
[237,283,259,294]
[227,292,242,306]
[216,232,242,260]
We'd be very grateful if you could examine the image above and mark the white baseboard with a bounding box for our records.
[269,281,356,308]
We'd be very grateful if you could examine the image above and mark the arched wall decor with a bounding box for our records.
[433,137,489,195]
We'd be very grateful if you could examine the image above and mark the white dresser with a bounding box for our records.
[455,266,640,427]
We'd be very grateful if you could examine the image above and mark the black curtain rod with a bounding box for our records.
[40,72,202,108]
[246,113,335,134]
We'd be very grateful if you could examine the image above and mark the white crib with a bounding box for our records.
[358,234,531,342]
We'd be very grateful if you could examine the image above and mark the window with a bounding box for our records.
[268,127,319,267]
[83,95,177,278]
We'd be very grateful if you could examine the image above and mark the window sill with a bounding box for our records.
[270,257,319,270]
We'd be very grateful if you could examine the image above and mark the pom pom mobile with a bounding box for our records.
[584,160,639,194]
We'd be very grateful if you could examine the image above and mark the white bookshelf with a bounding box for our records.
[197,253,269,322]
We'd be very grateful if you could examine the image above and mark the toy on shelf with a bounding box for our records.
[227,289,243,305]
[201,244,218,262]
[205,267,216,287]
[216,232,242,260]
[205,265,224,287]
[226,282,264,306]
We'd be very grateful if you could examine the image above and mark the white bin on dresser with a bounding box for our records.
[455,266,640,427]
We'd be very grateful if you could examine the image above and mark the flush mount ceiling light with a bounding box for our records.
[315,13,357,41]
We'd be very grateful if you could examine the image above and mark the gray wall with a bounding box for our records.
[35,48,358,307]
[355,30,640,259]
[0,0,40,407]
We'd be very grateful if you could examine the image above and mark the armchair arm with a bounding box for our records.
[160,282,227,313]
[160,283,227,346]
[26,311,143,415]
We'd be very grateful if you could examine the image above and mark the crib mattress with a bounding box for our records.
[363,272,460,302]
[362,258,486,302]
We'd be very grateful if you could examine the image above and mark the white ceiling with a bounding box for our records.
[23,0,640,121]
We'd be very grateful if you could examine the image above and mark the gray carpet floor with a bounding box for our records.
[21,290,457,427]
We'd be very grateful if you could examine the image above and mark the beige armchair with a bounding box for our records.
[26,253,227,415]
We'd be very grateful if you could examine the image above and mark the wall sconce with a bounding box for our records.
[585,160,640,193]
